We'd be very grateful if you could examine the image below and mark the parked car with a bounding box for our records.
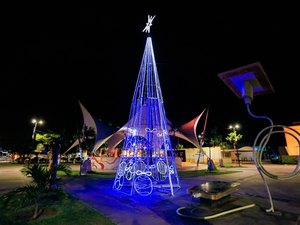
[59,154,69,162]
[30,156,48,164]
[266,148,280,164]
[15,156,31,164]
[0,151,10,161]
[30,150,49,164]
[270,154,280,163]
[70,153,81,163]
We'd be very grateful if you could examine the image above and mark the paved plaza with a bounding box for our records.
[1,162,300,225]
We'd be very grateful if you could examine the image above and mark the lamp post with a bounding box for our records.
[31,119,44,164]
[228,124,240,167]
[196,133,204,166]
[32,119,44,140]
[197,133,216,171]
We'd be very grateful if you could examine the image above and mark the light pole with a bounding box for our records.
[31,119,44,164]
[32,119,44,140]
[197,133,216,171]
[196,133,204,166]
[228,124,240,166]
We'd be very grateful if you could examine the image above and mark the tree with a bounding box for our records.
[176,143,184,149]
[1,163,71,219]
[72,125,96,155]
[226,129,243,166]
[35,132,60,148]
[82,125,96,154]
[207,127,230,149]
[226,131,243,149]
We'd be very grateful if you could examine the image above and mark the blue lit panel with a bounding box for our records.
[229,72,265,95]
[113,37,180,196]
[218,62,274,99]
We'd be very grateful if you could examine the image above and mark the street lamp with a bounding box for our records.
[197,133,216,171]
[31,119,44,164]
[228,124,241,166]
[32,119,44,140]
[196,133,204,165]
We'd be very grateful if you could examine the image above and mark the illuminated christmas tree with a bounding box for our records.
[113,15,180,196]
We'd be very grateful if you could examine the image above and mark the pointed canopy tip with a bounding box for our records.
[142,15,156,34]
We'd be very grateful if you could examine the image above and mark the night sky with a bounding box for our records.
[1,3,298,150]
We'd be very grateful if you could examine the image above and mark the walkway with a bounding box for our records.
[63,163,300,225]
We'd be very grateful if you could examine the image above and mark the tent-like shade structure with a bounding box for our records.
[64,101,117,155]
[66,101,209,160]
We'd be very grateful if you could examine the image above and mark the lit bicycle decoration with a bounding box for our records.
[113,15,180,196]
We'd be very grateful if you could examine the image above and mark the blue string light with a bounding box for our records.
[113,36,180,196]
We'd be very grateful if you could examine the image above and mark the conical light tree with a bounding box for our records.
[113,16,180,196]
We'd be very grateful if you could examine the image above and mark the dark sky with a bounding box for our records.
[1,3,298,150]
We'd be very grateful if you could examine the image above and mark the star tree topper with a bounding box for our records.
[142,15,156,33]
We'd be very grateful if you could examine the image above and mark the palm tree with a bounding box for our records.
[226,129,243,166]
[1,163,71,219]
[21,163,71,190]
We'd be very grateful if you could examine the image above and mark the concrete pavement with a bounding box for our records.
[63,163,300,225]
[1,162,300,224]
[0,162,31,194]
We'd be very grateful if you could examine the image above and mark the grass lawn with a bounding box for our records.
[0,192,116,225]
